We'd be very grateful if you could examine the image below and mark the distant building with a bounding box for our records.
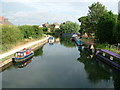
[62,21,71,24]
[42,23,49,27]
[0,16,13,25]
[39,25,43,28]
[51,23,60,29]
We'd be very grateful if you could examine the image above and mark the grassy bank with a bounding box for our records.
[1,34,47,54]
[95,43,120,54]
[82,38,120,54]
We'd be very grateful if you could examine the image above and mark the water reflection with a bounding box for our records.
[77,47,120,89]
[60,36,76,48]
[34,46,43,57]
[13,56,33,68]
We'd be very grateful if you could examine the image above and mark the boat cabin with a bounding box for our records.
[15,49,32,58]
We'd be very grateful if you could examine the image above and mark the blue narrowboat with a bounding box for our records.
[96,49,120,70]
[12,48,34,63]
[73,37,83,46]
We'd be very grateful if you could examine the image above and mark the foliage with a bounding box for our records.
[96,43,120,54]
[97,11,117,44]
[18,25,43,39]
[114,19,120,43]
[42,27,48,32]
[2,25,23,51]
[87,2,107,34]
[78,16,91,35]
[60,21,80,34]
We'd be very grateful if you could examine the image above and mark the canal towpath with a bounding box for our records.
[0,36,50,68]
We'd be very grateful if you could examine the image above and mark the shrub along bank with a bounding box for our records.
[1,25,44,53]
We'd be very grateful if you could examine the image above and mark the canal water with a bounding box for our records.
[2,37,120,88]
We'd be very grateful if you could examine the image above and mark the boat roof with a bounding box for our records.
[101,49,120,59]
[16,49,31,53]
[49,37,54,39]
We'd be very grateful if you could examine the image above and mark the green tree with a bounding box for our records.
[87,2,107,34]
[60,21,80,34]
[78,16,91,35]
[18,25,43,39]
[114,20,120,43]
[97,11,117,43]
[18,25,32,38]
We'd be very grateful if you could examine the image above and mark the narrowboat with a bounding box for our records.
[48,37,55,43]
[96,49,120,70]
[73,37,83,46]
[12,48,34,63]
[72,34,78,39]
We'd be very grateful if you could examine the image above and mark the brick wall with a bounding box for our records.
[0,16,4,24]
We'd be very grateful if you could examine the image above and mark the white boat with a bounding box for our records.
[48,37,55,43]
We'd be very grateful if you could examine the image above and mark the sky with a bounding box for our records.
[0,0,120,25]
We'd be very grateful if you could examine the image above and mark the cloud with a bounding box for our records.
[2,1,119,25]
[1,0,119,3]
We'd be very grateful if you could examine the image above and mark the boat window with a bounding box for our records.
[17,53,21,56]
[21,53,24,56]
[24,53,26,56]
[110,56,113,60]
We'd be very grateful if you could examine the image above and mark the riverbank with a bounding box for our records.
[81,38,120,54]
[0,36,50,71]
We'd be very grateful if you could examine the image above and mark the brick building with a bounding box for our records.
[0,16,13,25]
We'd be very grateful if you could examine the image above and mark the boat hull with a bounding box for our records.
[96,52,120,70]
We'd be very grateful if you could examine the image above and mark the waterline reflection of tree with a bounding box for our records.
[34,46,43,57]
[60,36,76,48]
[77,48,120,89]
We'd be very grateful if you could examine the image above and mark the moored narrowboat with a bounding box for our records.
[73,37,83,46]
[48,37,55,43]
[12,48,34,63]
[96,49,120,70]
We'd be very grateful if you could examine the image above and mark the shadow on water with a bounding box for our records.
[60,36,76,48]
[77,46,120,90]
[34,46,43,57]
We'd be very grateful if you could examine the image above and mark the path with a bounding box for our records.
[0,37,49,60]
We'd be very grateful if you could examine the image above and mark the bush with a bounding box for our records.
[2,25,23,51]
[18,25,43,39]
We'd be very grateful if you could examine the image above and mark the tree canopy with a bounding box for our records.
[87,2,107,33]
[97,11,117,43]
[60,21,80,34]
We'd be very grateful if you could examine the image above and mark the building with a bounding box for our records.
[51,23,60,29]
[0,16,13,25]
[39,25,43,28]
[42,23,49,27]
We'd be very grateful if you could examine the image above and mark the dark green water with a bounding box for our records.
[2,37,120,88]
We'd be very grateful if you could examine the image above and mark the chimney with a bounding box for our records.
[0,16,4,24]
